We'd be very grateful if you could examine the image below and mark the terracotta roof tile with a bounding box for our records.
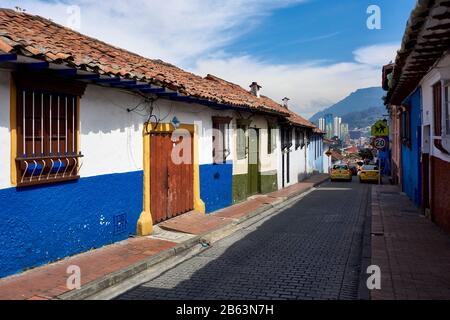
[312,127,325,134]
[285,108,316,129]
[0,9,294,115]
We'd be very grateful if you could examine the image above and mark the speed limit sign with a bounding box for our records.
[374,137,388,151]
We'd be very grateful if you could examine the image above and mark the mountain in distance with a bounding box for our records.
[309,87,386,129]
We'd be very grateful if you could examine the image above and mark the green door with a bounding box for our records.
[248,128,260,196]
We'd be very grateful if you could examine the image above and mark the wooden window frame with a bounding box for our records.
[295,128,300,150]
[441,83,450,153]
[281,127,293,151]
[236,124,247,160]
[267,123,277,155]
[212,116,232,165]
[295,128,305,150]
[433,82,443,137]
[432,82,449,154]
[13,73,85,187]
[314,135,318,160]
[401,104,412,149]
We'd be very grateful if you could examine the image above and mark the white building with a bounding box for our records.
[318,117,325,131]
[333,116,342,138]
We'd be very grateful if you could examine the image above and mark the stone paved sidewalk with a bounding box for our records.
[371,185,450,300]
[0,174,329,300]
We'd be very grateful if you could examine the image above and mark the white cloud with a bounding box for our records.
[191,53,389,118]
[3,0,305,66]
[3,1,399,119]
[353,43,399,66]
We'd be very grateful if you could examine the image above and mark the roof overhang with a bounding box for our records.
[387,0,450,105]
[0,51,286,114]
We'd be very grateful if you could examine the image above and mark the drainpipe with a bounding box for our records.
[304,130,308,179]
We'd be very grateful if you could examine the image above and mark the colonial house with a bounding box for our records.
[278,100,318,189]
[383,0,450,233]
[0,9,323,278]
[382,63,402,185]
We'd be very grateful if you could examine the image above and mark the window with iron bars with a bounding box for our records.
[16,89,83,187]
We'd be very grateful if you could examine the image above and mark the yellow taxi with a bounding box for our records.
[359,165,380,183]
[330,164,352,182]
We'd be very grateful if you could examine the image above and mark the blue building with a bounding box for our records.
[400,88,422,206]
[307,130,325,174]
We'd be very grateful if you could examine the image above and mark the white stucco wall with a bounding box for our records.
[80,85,144,178]
[80,85,237,178]
[232,114,278,176]
[0,76,236,189]
[231,116,248,176]
[251,115,278,174]
[0,70,11,190]
[290,142,307,184]
[277,127,308,189]
[420,54,450,163]
[323,144,331,174]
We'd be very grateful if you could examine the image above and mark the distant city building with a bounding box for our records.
[340,123,349,141]
[333,117,342,138]
[324,114,333,138]
[318,117,326,132]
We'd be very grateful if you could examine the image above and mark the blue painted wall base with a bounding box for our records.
[200,162,232,213]
[0,171,143,279]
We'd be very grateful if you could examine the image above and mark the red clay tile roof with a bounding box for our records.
[0,8,292,116]
[205,74,316,128]
[312,127,325,134]
[331,150,344,161]
[288,110,316,129]
[204,74,288,115]
[278,107,317,129]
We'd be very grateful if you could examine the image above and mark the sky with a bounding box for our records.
[4,0,417,118]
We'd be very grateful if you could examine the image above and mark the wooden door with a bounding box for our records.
[247,128,260,196]
[150,132,194,224]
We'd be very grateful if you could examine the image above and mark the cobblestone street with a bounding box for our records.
[117,179,371,300]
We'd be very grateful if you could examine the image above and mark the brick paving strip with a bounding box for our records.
[371,185,450,300]
[0,174,329,300]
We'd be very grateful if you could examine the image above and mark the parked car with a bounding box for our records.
[359,165,380,183]
[330,164,352,182]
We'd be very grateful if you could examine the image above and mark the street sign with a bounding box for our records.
[371,120,389,137]
[374,136,388,151]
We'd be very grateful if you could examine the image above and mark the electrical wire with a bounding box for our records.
[144,98,161,135]
[118,90,162,134]
[157,100,174,122]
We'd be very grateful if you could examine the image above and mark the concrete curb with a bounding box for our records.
[358,186,372,300]
[57,175,329,300]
